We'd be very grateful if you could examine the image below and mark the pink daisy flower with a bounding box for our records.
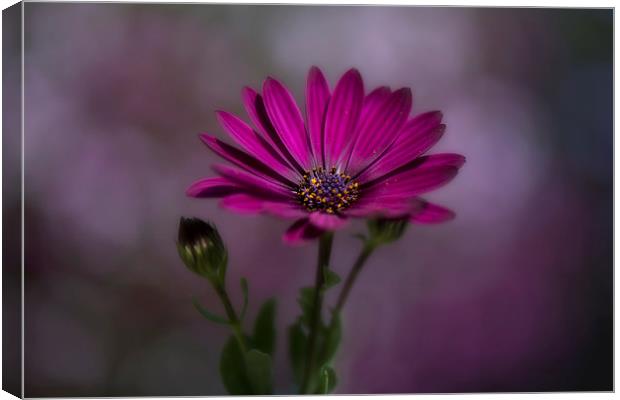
[188,67,465,244]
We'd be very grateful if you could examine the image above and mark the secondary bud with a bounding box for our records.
[177,217,228,283]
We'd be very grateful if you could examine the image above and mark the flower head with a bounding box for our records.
[188,67,465,244]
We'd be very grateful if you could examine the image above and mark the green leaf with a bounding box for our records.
[316,365,337,394]
[253,298,277,356]
[322,267,341,290]
[240,278,249,320]
[219,336,252,395]
[319,315,341,365]
[245,349,273,395]
[288,321,308,385]
[192,299,229,325]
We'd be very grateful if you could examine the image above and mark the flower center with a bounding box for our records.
[296,167,360,214]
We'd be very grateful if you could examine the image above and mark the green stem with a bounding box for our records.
[216,285,248,353]
[318,241,377,363]
[333,242,376,315]
[300,232,334,394]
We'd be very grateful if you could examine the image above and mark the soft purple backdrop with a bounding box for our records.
[13,4,612,396]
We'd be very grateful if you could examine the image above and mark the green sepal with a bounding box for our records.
[219,336,252,395]
[253,298,277,356]
[240,277,249,321]
[245,349,273,395]
[367,217,409,246]
[288,320,308,385]
[316,365,337,394]
[192,299,229,325]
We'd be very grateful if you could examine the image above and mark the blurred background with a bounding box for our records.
[7,3,612,395]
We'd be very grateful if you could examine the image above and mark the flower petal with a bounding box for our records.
[263,77,312,170]
[347,87,412,173]
[362,86,391,114]
[306,66,331,167]
[323,68,364,168]
[410,200,456,224]
[308,212,348,231]
[368,167,459,199]
[220,194,307,218]
[186,177,243,198]
[241,87,304,173]
[219,194,264,214]
[345,196,419,218]
[216,111,296,179]
[262,202,308,218]
[365,153,466,186]
[212,164,293,200]
[200,133,293,187]
[359,111,445,182]
[283,218,324,245]
[362,154,464,199]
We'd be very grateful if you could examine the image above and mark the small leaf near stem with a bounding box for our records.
[253,298,277,356]
[318,313,341,366]
[192,299,229,325]
[245,349,274,395]
[289,320,308,385]
[322,266,341,290]
[220,336,252,395]
[316,365,337,394]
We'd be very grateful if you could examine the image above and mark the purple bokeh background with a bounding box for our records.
[12,4,612,396]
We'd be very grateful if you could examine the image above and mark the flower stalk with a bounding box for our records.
[214,285,248,353]
[300,231,334,394]
[317,218,409,368]
[333,241,376,316]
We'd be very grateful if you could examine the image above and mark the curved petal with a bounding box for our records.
[308,212,348,231]
[362,154,464,199]
[359,111,445,182]
[219,193,264,214]
[343,86,390,167]
[366,166,459,199]
[283,218,324,245]
[347,87,412,173]
[261,202,307,218]
[364,153,466,187]
[186,177,243,198]
[263,77,312,170]
[200,133,294,187]
[219,194,307,218]
[216,111,296,179]
[323,68,364,168]
[361,86,391,114]
[306,66,331,167]
[410,200,455,224]
[241,87,304,173]
[212,164,293,200]
[345,196,419,218]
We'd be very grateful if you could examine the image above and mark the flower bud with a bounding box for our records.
[177,217,228,283]
[367,217,409,246]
